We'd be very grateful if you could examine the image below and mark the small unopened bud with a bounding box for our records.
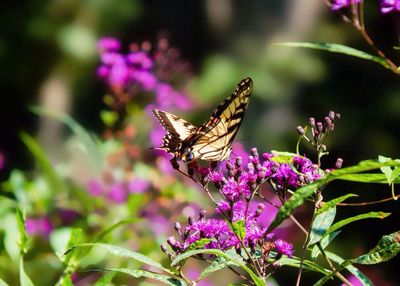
[235,157,242,168]
[324,116,332,126]
[174,222,181,232]
[335,113,341,119]
[335,158,343,169]
[255,203,265,217]
[296,126,305,135]
[199,209,206,219]
[226,161,234,170]
[160,243,168,253]
[188,216,194,225]
[316,122,323,133]
[167,236,177,247]
[228,169,235,177]
[328,111,335,121]
[250,147,259,158]
[308,117,315,127]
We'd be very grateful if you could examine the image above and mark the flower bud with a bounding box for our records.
[324,116,332,126]
[296,126,305,135]
[250,147,259,158]
[188,216,194,225]
[316,122,323,133]
[328,111,335,121]
[199,209,206,219]
[308,117,315,127]
[226,161,234,170]
[174,222,181,232]
[160,243,168,253]
[235,156,242,168]
[335,113,341,119]
[335,158,343,169]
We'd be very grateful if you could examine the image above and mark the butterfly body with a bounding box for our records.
[152,77,252,163]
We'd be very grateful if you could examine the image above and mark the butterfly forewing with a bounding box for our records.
[185,77,253,161]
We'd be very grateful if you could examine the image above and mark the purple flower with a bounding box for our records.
[331,0,360,11]
[108,183,127,203]
[221,177,250,201]
[131,70,157,90]
[26,217,53,238]
[98,37,121,52]
[208,171,224,183]
[126,51,153,69]
[232,200,246,221]
[87,179,104,196]
[381,0,400,13]
[128,178,149,194]
[274,239,294,257]
[341,275,363,286]
[216,200,231,213]
[155,83,192,110]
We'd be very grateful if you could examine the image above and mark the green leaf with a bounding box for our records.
[95,218,140,241]
[274,42,391,70]
[67,243,173,275]
[270,151,297,163]
[324,212,390,238]
[60,275,74,286]
[93,272,116,286]
[308,207,336,245]
[100,110,119,127]
[30,106,103,173]
[0,278,10,286]
[336,173,400,184]
[351,231,400,265]
[278,256,330,275]
[316,194,357,215]
[20,132,67,193]
[267,181,320,232]
[232,220,246,241]
[172,249,265,286]
[324,252,373,286]
[197,257,232,281]
[51,228,85,262]
[20,258,35,286]
[311,231,341,260]
[16,207,29,255]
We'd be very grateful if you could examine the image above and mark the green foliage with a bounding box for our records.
[308,207,336,246]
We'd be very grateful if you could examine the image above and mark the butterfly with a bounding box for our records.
[152,77,253,164]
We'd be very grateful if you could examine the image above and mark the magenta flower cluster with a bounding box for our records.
[330,0,400,13]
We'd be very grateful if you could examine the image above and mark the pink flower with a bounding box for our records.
[381,0,400,13]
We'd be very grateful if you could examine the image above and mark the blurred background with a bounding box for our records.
[0,0,399,285]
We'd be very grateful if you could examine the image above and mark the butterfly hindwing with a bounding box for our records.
[152,109,198,153]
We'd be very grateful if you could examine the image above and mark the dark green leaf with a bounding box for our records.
[20,258,35,286]
[336,174,400,184]
[274,42,391,70]
[316,194,357,215]
[351,231,400,265]
[232,220,246,241]
[67,243,173,274]
[309,207,336,245]
[20,132,67,193]
[311,231,341,260]
[324,212,390,237]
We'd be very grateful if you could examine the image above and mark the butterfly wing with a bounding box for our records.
[186,77,253,161]
[152,109,198,153]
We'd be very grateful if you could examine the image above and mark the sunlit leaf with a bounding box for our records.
[187,238,214,251]
[95,218,140,241]
[351,231,400,265]
[324,212,390,237]
[232,220,246,241]
[278,256,330,275]
[316,194,357,215]
[308,207,336,245]
[0,278,10,286]
[16,207,29,255]
[274,42,391,70]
